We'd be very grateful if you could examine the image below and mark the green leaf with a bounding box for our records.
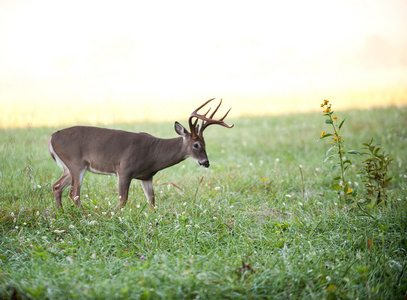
[347,150,362,155]
[324,154,337,163]
[338,119,346,130]
[331,164,340,170]
[326,145,336,156]
[343,159,352,165]
[332,184,341,191]
[325,119,333,124]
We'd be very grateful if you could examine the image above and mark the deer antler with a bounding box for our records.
[189,98,234,137]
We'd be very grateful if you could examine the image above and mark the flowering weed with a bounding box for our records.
[319,100,361,202]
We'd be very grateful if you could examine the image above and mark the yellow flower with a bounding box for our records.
[262,177,267,182]
[347,188,354,194]
[334,137,338,141]
[320,103,325,107]
[324,99,329,105]
[321,131,325,137]
[333,116,338,121]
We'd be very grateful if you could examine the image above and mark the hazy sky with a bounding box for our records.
[1,0,407,125]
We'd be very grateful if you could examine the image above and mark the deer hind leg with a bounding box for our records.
[68,167,86,209]
[141,178,155,209]
[115,174,132,211]
[52,167,71,211]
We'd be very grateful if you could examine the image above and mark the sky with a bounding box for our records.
[1,0,407,127]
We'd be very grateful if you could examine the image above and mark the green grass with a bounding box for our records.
[1,106,407,299]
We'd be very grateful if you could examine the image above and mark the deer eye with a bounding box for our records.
[193,143,200,149]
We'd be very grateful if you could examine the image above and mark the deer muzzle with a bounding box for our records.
[200,159,210,168]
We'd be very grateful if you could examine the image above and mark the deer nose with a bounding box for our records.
[200,160,210,168]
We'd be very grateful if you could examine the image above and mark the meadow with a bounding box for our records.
[0,105,406,299]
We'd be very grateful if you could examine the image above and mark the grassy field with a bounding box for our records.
[1,105,406,299]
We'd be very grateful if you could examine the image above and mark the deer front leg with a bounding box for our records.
[115,174,132,211]
[68,168,86,209]
[141,178,155,209]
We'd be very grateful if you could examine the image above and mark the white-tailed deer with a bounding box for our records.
[48,98,233,211]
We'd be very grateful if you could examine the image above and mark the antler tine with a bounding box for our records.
[209,98,222,119]
[191,98,216,116]
[188,116,199,137]
[202,108,211,118]
[219,107,232,122]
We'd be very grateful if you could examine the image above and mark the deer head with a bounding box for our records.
[174,98,234,168]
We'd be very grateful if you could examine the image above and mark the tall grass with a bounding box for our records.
[1,106,406,299]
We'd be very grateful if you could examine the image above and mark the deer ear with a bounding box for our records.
[174,122,189,137]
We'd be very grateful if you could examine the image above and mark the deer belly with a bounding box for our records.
[87,165,117,176]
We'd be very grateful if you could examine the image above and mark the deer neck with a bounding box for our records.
[152,137,187,170]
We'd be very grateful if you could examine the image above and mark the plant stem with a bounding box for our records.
[329,114,347,201]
